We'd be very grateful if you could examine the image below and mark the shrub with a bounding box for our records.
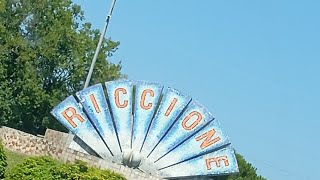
[52,160,126,180]
[5,156,57,180]
[5,156,126,180]
[0,141,7,178]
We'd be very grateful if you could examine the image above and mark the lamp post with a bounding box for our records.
[83,0,117,89]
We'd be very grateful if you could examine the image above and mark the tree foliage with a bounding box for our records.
[0,0,124,134]
[215,153,266,180]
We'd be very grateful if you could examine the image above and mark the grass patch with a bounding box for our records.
[4,149,30,171]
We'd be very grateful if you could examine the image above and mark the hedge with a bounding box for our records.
[5,156,126,180]
[0,142,7,178]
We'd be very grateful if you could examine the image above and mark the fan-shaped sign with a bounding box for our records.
[51,80,239,178]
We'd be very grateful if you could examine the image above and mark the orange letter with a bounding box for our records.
[196,129,221,149]
[115,88,128,108]
[140,89,154,110]
[165,98,178,116]
[182,111,203,130]
[206,156,229,170]
[90,94,101,113]
[61,107,85,128]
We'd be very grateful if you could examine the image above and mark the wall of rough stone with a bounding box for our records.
[0,126,64,159]
[0,126,162,180]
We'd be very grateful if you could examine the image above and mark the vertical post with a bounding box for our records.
[83,0,117,89]
[68,1,117,136]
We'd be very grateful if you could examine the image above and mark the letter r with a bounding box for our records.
[61,107,85,128]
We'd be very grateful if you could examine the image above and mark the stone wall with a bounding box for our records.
[0,126,162,180]
[0,126,64,159]
[44,129,74,148]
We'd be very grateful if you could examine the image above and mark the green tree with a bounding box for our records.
[0,0,124,134]
[215,153,266,180]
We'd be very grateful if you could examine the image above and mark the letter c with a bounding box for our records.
[140,89,154,110]
[115,88,128,108]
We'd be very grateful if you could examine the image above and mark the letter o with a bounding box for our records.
[182,111,203,130]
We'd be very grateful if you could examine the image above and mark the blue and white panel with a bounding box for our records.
[159,146,238,178]
[51,96,112,159]
[51,80,239,178]
[75,84,121,157]
[132,81,163,152]
[154,119,230,169]
[147,101,214,163]
[105,80,133,152]
[141,87,192,157]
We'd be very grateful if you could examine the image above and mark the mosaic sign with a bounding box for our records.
[51,80,239,178]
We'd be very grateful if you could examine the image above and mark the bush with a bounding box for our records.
[5,156,126,180]
[0,142,7,178]
[52,160,126,180]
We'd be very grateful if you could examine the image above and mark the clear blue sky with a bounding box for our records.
[73,1,320,179]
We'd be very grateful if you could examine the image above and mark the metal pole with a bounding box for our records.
[83,0,117,89]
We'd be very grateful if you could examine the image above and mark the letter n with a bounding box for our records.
[196,129,221,149]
